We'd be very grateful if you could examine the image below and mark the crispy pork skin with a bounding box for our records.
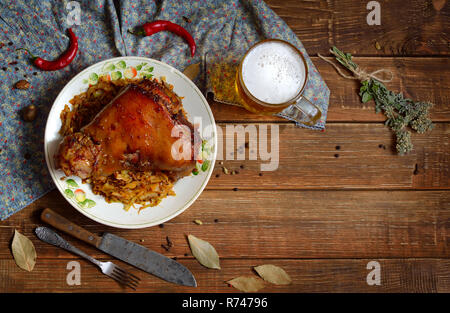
[56,80,198,179]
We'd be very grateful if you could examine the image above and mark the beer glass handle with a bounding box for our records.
[293,96,322,126]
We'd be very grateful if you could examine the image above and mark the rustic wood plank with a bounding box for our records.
[210,57,450,122]
[209,123,449,189]
[6,123,447,194]
[266,0,332,54]
[1,258,449,292]
[1,190,448,259]
[266,0,450,56]
[328,0,450,56]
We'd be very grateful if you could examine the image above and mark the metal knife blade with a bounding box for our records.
[99,233,197,287]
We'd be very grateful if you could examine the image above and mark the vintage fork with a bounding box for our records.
[35,226,140,290]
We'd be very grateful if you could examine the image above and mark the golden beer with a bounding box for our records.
[236,39,321,125]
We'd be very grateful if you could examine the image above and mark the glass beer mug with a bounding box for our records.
[236,39,321,125]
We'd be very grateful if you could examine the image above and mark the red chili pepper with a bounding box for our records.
[128,20,196,57]
[17,28,78,71]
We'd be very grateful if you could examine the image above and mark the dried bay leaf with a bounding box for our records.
[11,229,36,272]
[227,276,265,293]
[254,264,292,285]
[187,234,220,269]
[375,41,381,50]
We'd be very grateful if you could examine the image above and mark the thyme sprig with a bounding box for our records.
[329,47,434,154]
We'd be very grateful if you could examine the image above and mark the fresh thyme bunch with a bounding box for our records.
[324,47,434,155]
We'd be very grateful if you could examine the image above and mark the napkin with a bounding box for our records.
[0,0,329,220]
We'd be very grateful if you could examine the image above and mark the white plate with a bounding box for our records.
[44,57,217,229]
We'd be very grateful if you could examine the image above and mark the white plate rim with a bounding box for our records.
[44,56,217,229]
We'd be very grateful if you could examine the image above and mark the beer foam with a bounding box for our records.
[241,41,306,104]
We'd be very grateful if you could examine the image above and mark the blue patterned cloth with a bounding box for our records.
[0,0,329,220]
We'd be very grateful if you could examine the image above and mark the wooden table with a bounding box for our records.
[1,0,449,293]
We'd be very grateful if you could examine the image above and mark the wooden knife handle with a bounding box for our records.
[41,208,102,248]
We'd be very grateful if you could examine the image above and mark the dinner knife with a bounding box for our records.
[40,208,196,287]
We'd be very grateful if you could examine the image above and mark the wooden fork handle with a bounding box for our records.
[41,208,102,248]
